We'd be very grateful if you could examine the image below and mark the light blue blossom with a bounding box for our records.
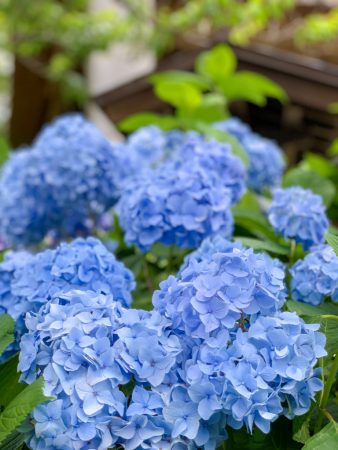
[268,187,329,249]
[214,118,285,193]
[290,245,338,305]
[118,164,234,251]
[0,114,122,246]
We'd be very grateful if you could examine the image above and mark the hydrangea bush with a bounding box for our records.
[0,112,337,450]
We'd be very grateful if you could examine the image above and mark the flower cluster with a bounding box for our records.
[150,236,325,442]
[20,290,181,450]
[126,125,201,168]
[153,236,287,338]
[0,237,134,360]
[268,187,329,250]
[169,138,246,204]
[290,245,338,305]
[118,164,234,251]
[214,118,285,193]
[0,114,122,246]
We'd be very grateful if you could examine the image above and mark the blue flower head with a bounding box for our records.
[19,289,181,450]
[0,237,134,361]
[290,245,338,305]
[118,163,234,251]
[153,236,287,338]
[169,138,246,205]
[214,118,285,193]
[268,187,329,250]
[0,114,123,246]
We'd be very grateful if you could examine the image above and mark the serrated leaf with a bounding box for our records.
[0,378,51,444]
[149,71,209,90]
[118,112,178,132]
[220,71,288,105]
[0,315,15,357]
[237,237,289,255]
[302,421,338,450]
[283,168,336,207]
[195,44,236,86]
[326,232,338,256]
[154,80,202,111]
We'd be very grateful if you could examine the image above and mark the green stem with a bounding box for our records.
[289,239,297,265]
[315,352,338,433]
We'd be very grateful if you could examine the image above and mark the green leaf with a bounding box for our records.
[302,153,337,178]
[328,139,338,157]
[302,421,338,450]
[118,113,178,132]
[154,80,202,111]
[149,70,209,90]
[283,168,337,207]
[0,138,9,167]
[237,237,289,255]
[326,232,338,256]
[293,412,311,444]
[0,315,14,357]
[0,430,24,450]
[196,124,249,166]
[286,301,338,318]
[235,191,261,213]
[0,378,51,444]
[187,94,227,123]
[195,44,236,86]
[233,208,278,241]
[0,356,24,408]
[220,71,288,105]
[328,102,338,114]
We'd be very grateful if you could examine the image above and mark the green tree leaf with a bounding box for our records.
[220,71,288,105]
[326,232,338,256]
[195,44,236,85]
[283,168,337,207]
[0,378,51,444]
[0,315,14,357]
[118,113,179,132]
[237,237,289,255]
[154,80,202,111]
[149,70,209,90]
[302,422,338,450]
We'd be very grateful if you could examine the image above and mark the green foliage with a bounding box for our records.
[0,137,9,167]
[0,315,14,357]
[195,44,237,86]
[302,422,338,450]
[237,237,289,255]
[295,8,338,46]
[283,167,337,207]
[326,232,338,256]
[0,377,51,444]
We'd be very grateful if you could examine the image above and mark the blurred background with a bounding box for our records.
[1,0,338,161]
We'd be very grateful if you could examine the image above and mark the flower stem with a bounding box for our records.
[315,352,338,433]
[289,239,297,265]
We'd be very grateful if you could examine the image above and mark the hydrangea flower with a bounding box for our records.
[214,118,285,193]
[118,164,234,251]
[20,290,181,450]
[0,114,122,246]
[268,187,329,250]
[0,237,134,361]
[290,245,338,305]
[168,138,246,205]
[153,236,287,338]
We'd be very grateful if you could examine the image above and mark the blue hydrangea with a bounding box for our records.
[0,237,134,361]
[168,138,246,205]
[214,118,285,193]
[19,290,181,450]
[153,236,287,339]
[290,245,338,305]
[126,126,201,168]
[0,114,122,246]
[268,187,329,250]
[118,164,234,251]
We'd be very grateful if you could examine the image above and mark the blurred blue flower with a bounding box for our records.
[268,187,329,250]
[290,245,338,305]
[0,114,123,246]
[214,118,285,193]
[118,163,234,251]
